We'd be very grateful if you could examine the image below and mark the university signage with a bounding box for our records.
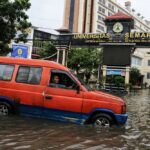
[54,32,150,47]
[70,32,150,46]
[124,32,150,43]
[33,32,150,47]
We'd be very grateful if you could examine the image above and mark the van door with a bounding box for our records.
[43,70,84,123]
[15,66,44,116]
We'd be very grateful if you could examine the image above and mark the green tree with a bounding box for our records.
[36,42,57,59]
[130,67,141,85]
[67,47,103,82]
[114,76,125,86]
[0,0,31,54]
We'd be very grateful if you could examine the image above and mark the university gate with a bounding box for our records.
[33,13,150,85]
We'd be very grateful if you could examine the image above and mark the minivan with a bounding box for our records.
[0,57,128,128]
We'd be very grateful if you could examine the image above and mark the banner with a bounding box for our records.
[107,69,125,76]
[11,44,28,58]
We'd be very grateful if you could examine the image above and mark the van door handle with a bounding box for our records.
[45,95,53,100]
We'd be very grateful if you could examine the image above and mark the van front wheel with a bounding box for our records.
[92,113,113,128]
[0,102,11,116]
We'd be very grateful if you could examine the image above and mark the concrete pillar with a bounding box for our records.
[102,65,107,77]
[125,67,130,84]
[62,49,66,66]
[57,49,60,63]
[102,65,107,87]
[65,50,68,66]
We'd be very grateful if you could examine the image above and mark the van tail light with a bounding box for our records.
[122,104,126,114]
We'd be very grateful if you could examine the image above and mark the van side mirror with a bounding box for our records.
[76,85,80,94]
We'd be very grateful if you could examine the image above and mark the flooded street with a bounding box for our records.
[0,90,150,150]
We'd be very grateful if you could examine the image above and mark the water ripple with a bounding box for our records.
[0,90,150,150]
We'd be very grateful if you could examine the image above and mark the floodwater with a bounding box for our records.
[0,90,150,150]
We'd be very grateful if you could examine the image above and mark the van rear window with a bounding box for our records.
[16,66,42,85]
[0,64,14,81]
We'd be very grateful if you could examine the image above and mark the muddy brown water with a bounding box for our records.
[0,90,150,150]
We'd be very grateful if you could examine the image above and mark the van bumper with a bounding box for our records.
[115,113,128,125]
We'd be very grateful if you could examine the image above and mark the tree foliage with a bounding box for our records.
[114,76,125,86]
[67,47,103,82]
[130,67,141,85]
[0,0,31,53]
[36,42,57,59]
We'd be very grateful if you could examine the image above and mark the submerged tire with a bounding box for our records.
[92,113,113,128]
[0,102,11,116]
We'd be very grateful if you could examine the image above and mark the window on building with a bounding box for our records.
[131,56,142,66]
[108,3,115,11]
[97,24,105,31]
[98,6,105,14]
[148,60,150,66]
[98,15,105,21]
[112,5,114,11]
[147,72,150,79]
[108,12,113,16]
[99,0,105,5]
[98,15,101,21]
[0,64,14,81]
[16,66,42,85]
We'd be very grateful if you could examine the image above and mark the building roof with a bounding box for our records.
[33,26,59,35]
[105,12,133,21]
[56,27,71,33]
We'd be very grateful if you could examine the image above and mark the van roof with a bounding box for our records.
[0,57,68,71]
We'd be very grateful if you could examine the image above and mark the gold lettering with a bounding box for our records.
[73,33,112,40]
[130,33,134,38]
[125,33,129,38]
[135,32,140,38]
[106,33,111,38]
[141,33,146,38]
[146,33,150,38]
[73,34,80,39]
[101,33,105,38]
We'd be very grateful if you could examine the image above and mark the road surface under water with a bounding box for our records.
[0,90,150,150]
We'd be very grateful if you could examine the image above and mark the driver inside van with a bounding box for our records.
[50,75,66,88]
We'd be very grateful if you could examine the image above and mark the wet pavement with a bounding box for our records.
[0,90,150,150]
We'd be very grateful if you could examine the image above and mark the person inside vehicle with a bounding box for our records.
[50,75,66,88]
[53,75,59,84]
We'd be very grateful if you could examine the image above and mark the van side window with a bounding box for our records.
[49,70,78,90]
[0,64,14,81]
[16,66,42,85]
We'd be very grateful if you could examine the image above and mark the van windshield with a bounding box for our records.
[70,71,93,91]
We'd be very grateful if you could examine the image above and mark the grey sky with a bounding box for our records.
[27,0,150,30]
[117,0,150,20]
[27,0,65,29]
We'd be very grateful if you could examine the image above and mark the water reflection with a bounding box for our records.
[0,90,150,150]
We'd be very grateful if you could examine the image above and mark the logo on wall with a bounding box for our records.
[113,22,124,33]
[11,45,28,58]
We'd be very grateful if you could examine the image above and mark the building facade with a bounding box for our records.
[63,0,150,86]
[63,0,150,33]
[11,26,58,59]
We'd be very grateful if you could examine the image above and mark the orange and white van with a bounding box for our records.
[0,57,127,128]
